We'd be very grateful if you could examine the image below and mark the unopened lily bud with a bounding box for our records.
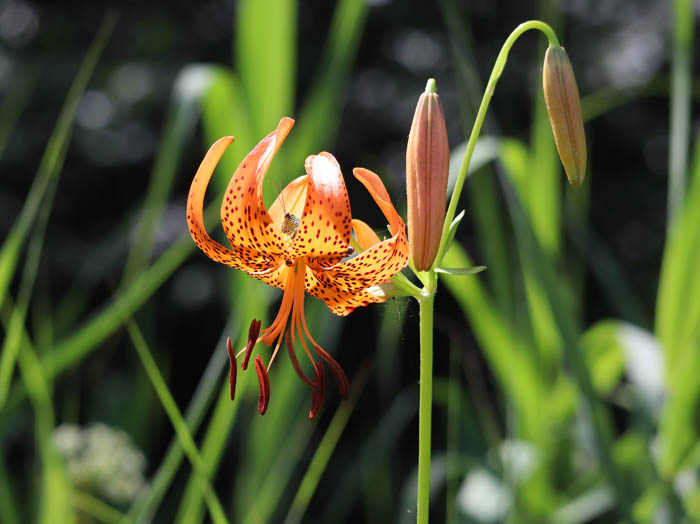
[543,46,587,187]
[406,79,450,271]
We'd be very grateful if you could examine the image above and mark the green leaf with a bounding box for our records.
[201,68,255,194]
[499,138,530,202]
[125,318,238,523]
[0,13,116,411]
[656,133,700,365]
[656,134,700,476]
[122,65,218,285]
[286,0,368,169]
[579,320,627,397]
[0,13,115,314]
[441,243,547,440]
[447,137,501,194]
[436,210,465,268]
[236,0,296,139]
[126,320,229,524]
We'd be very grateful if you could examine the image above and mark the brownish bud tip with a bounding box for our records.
[254,355,270,415]
[543,46,587,187]
[406,79,450,271]
[226,337,237,401]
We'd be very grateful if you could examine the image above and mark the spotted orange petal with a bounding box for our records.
[268,175,308,225]
[351,219,381,251]
[306,167,409,316]
[187,136,245,269]
[305,267,385,316]
[289,153,352,265]
[220,117,294,274]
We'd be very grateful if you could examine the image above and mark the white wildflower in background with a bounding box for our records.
[53,422,147,504]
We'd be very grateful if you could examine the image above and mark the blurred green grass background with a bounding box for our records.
[1,0,699,522]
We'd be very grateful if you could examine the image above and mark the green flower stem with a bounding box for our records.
[435,20,559,266]
[415,21,560,522]
[416,272,436,524]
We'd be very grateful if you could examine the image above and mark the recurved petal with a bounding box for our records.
[221,117,294,273]
[187,137,247,269]
[353,168,405,240]
[305,266,384,316]
[351,219,380,251]
[268,175,308,226]
[289,153,352,263]
[306,168,409,316]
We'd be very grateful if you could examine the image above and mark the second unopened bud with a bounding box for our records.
[543,45,587,187]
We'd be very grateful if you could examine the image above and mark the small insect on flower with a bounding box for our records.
[187,117,409,418]
[281,212,300,238]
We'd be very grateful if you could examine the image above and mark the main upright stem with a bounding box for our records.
[416,276,436,524]
[414,21,560,523]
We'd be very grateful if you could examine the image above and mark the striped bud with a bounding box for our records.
[406,79,450,271]
[543,46,587,187]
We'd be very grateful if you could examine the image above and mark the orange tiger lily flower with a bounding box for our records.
[187,117,409,418]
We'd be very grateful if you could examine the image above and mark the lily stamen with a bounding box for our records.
[226,337,237,401]
[285,331,318,389]
[254,355,270,415]
[239,318,261,371]
[309,364,325,420]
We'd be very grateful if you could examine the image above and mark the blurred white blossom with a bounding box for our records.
[53,423,147,504]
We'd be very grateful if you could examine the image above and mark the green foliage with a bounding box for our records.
[2,1,699,523]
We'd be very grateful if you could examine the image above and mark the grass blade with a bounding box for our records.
[282,365,368,524]
[0,13,116,313]
[320,387,417,523]
[125,317,238,524]
[441,243,546,439]
[287,0,368,168]
[0,169,60,407]
[656,134,700,367]
[656,136,700,475]
[236,0,296,138]
[667,0,694,226]
[125,319,230,524]
[0,67,36,160]
[200,68,254,194]
[122,65,216,284]
[40,237,194,384]
[72,491,124,524]
[241,418,314,524]
[0,445,21,524]
[498,173,634,522]
[2,297,74,523]
[174,273,270,524]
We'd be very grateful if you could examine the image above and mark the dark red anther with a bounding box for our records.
[242,319,261,370]
[285,331,318,389]
[309,363,325,420]
[226,337,237,401]
[254,355,270,415]
[315,346,349,399]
